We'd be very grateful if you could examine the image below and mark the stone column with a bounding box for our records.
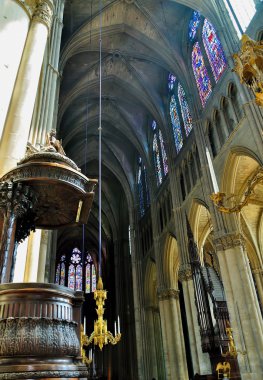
[37,229,50,282]
[0,0,30,140]
[0,0,54,177]
[23,230,41,282]
[152,308,166,379]
[252,268,263,311]
[158,288,188,380]
[32,0,65,145]
[215,233,263,380]
[145,306,159,379]
[179,264,212,375]
[130,221,148,380]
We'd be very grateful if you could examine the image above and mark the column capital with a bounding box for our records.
[252,268,263,275]
[157,287,179,301]
[214,232,245,251]
[32,0,54,31]
[178,264,192,282]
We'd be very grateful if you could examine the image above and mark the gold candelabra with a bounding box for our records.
[210,166,263,214]
[82,277,121,351]
[81,324,93,365]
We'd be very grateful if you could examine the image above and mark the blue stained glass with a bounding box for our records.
[153,133,163,186]
[192,42,212,107]
[168,73,176,91]
[202,19,227,82]
[170,95,183,152]
[189,11,201,41]
[152,120,157,131]
[158,130,168,175]
[178,83,193,136]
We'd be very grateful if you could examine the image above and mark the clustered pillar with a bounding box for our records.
[0,0,54,177]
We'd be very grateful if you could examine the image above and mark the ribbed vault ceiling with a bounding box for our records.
[57,0,218,252]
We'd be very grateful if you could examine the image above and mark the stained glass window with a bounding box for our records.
[153,133,162,186]
[202,19,227,82]
[55,264,60,284]
[55,255,66,286]
[86,263,91,293]
[55,249,96,293]
[159,130,168,175]
[92,265,96,292]
[168,73,176,91]
[192,42,212,107]
[68,264,75,290]
[178,83,193,136]
[138,157,150,217]
[170,95,183,152]
[75,265,82,291]
[60,262,65,286]
[189,11,201,41]
[86,253,96,294]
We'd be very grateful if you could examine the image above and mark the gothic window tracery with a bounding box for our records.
[152,121,169,186]
[192,42,212,107]
[170,95,183,152]
[202,19,227,83]
[178,83,193,136]
[55,248,97,293]
[138,157,150,217]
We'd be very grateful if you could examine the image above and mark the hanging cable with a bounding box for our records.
[98,0,102,278]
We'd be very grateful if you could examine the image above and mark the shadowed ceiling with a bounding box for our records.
[57,0,218,254]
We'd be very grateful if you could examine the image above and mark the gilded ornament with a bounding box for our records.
[232,34,263,107]
[210,166,263,213]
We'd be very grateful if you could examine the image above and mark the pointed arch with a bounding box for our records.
[188,199,213,259]
[163,234,180,289]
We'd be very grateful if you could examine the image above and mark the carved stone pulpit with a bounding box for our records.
[0,137,97,379]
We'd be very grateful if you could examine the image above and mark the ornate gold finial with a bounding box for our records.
[232,34,263,107]
[97,276,103,290]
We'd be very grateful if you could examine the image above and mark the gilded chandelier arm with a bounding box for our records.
[210,167,263,213]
